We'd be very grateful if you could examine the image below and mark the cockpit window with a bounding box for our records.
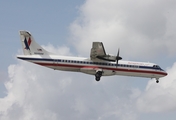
[153,65,161,69]
[156,65,161,69]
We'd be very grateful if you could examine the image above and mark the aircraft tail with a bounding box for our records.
[19,31,52,55]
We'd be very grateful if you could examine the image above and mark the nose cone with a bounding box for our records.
[164,71,168,76]
[160,68,167,77]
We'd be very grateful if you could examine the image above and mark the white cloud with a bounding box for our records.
[1,0,176,119]
[70,0,176,59]
[0,45,140,120]
[136,62,176,113]
[42,44,72,56]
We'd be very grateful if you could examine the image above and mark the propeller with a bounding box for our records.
[116,48,122,67]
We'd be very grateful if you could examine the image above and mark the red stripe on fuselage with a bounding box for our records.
[33,62,167,76]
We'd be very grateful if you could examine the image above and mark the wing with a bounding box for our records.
[90,42,106,61]
[90,42,117,62]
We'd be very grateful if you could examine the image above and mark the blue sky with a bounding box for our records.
[1,0,176,120]
[0,1,83,70]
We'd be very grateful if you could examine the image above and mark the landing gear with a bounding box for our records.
[95,76,100,81]
[95,70,103,81]
[156,78,159,83]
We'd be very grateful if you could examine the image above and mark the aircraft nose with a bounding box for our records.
[161,69,167,76]
[165,72,168,76]
[163,70,168,76]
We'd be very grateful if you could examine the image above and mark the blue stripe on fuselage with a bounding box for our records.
[17,57,163,71]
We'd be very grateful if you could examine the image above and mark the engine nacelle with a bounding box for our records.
[96,55,116,62]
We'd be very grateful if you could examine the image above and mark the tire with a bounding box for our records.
[95,77,100,81]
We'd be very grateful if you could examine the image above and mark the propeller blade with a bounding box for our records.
[116,48,122,67]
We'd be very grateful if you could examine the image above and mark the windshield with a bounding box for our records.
[153,65,161,69]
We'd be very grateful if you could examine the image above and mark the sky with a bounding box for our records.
[0,0,176,120]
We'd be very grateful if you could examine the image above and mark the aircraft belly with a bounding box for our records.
[55,66,80,72]
[102,70,116,76]
[115,70,162,78]
[34,62,80,72]
[30,60,165,79]
[80,67,95,75]
[80,67,116,76]
[115,71,150,78]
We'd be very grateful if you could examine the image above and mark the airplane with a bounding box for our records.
[17,31,167,83]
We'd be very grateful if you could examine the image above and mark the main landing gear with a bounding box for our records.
[95,70,103,81]
[156,78,159,83]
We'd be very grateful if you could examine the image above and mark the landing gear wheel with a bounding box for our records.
[95,77,100,81]
[156,78,159,83]
[95,71,103,81]
[95,74,101,81]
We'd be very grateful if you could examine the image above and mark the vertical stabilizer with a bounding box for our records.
[19,31,51,55]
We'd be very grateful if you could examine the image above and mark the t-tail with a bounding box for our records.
[19,31,52,55]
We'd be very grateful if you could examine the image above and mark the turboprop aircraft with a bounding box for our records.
[17,31,167,83]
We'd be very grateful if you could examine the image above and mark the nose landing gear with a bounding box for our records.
[156,78,159,83]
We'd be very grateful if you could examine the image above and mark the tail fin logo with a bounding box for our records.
[24,37,31,50]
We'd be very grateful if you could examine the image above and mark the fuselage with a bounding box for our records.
[17,55,167,79]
